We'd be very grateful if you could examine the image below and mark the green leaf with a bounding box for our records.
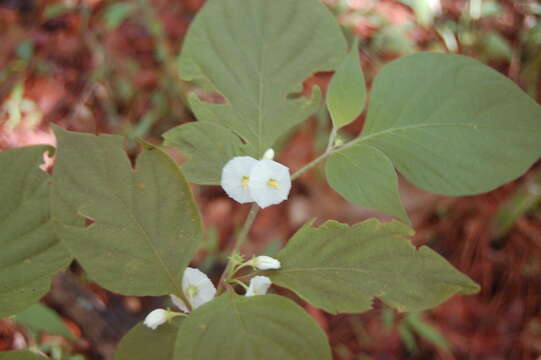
[398,323,417,352]
[269,220,479,314]
[14,303,75,340]
[493,169,541,238]
[103,2,136,29]
[356,52,541,195]
[404,313,449,351]
[371,26,416,55]
[327,42,366,129]
[0,146,71,318]
[163,0,347,184]
[43,3,72,20]
[0,351,45,360]
[115,322,179,360]
[174,293,331,360]
[480,32,513,61]
[325,144,409,223]
[163,99,245,184]
[51,126,202,296]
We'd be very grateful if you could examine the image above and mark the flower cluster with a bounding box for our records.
[143,258,280,330]
[221,149,291,208]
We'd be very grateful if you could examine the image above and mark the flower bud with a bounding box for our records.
[262,148,275,160]
[253,255,281,270]
[245,276,272,296]
[144,309,168,330]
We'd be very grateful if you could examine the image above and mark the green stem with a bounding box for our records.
[217,128,353,292]
[325,127,337,153]
[291,125,346,180]
[291,151,332,181]
[232,203,260,254]
[217,203,260,293]
[228,279,249,290]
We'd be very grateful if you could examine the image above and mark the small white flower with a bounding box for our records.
[253,255,281,270]
[170,267,216,313]
[245,276,272,297]
[221,156,258,204]
[144,309,168,330]
[262,148,275,160]
[248,159,291,208]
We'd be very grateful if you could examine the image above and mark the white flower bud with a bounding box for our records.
[253,255,281,270]
[262,148,275,160]
[245,276,272,297]
[144,309,168,330]
[221,156,258,204]
[170,267,217,313]
[248,159,291,208]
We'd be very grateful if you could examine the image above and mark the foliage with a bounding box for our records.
[0,146,71,318]
[2,0,541,358]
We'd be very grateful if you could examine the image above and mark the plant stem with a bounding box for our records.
[291,151,332,181]
[217,203,260,293]
[291,125,343,180]
[217,128,351,292]
[232,203,260,254]
[325,127,337,153]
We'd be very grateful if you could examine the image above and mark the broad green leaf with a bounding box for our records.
[0,146,71,318]
[163,0,347,184]
[163,98,245,184]
[327,42,366,129]
[51,126,202,296]
[356,52,541,195]
[0,351,45,360]
[174,293,331,360]
[270,220,479,314]
[325,144,409,223]
[14,303,75,340]
[115,322,179,360]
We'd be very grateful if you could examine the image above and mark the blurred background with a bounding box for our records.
[1,0,541,359]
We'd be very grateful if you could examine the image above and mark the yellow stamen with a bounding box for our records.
[267,178,280,189]
[241,176,249,189]
[187,285,198,298]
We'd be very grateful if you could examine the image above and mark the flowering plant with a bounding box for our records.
[1,0,541,359]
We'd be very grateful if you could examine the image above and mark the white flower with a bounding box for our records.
[248,159,291,208]
[144,309,168,330]
[221,156,258,204]
[253,255,281,270]
[221,154,292,208]
[262,148,275,160]
[245,276,272,296]
[170,267,216,313]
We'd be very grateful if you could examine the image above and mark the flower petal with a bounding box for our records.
[221,156,258,203]
[170,294,190,313]
[248,159,291,208]
[182,267,217,311]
